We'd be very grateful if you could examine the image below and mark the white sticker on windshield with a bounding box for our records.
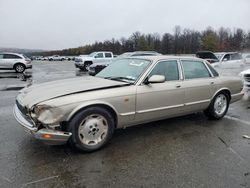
[129,62,144,66]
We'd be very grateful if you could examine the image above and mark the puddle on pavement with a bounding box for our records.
[0,70,32,91]
[75,69,88,77]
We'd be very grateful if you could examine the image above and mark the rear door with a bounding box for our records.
[180,59,217,112]
[136,59,185,123]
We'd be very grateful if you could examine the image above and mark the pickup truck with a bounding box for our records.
[48,55,66,61]
[74,51,113,71]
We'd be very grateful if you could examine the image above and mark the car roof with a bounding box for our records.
[0,52,22,56]
[126,55,204,62]
[215,52,239,55]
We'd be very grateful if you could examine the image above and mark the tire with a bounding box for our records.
[83,62,92,71]
[204,92,230,120]
[67,107,115,152]
[14,63,25,73]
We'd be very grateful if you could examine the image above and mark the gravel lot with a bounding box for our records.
[0,60,250,188]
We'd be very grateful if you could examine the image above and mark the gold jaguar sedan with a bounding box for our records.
[14,56,243,152]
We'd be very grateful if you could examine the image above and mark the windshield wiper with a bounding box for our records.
[104,76,135,83]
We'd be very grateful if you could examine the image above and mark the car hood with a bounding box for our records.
[78,56,93,61]
[17,76,129,107]
[240,69,250,75]
[90,61,112,67]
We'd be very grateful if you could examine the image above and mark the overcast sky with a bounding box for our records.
[0,0,249,50]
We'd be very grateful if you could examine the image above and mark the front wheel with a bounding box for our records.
[83,62,92,71]
[204,92,229,120]
[67,107,115,152]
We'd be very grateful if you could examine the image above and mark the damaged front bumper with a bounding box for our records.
[13,104,72,145]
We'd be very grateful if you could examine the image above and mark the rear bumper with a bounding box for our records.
[13,105,71,145]
[231,92,244,103]
[26,64,32,69]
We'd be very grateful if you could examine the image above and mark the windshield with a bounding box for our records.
[89,52,97,57]
[96,58,151,84]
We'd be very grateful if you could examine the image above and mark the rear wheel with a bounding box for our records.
[14,64,25,73]
[204,92,229,120]
[67,107,115,152]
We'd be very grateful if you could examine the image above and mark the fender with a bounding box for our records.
[66,100,119,122]
[211,87,231,101]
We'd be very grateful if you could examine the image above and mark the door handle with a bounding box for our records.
[176,85,181,88]
[210,81,214,85]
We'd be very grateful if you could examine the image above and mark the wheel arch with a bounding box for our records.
[13,62,25,69]
[84,61,93,65]
[66,102,118,128]
[212,88,231,101]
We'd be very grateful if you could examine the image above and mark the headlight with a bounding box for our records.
[31,105,63,125]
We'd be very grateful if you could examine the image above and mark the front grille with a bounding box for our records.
[16,100,34,126]
[244,74,250,82]
[16,100,27,115]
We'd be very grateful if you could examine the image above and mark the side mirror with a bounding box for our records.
[146,75,165,84]
[223,58,228,61]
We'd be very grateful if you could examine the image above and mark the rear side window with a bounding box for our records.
[182,60,211,79]
[0,54,3,59]
[105,53,112,58]
[231,53,242,60]
[149,60,179,81]
[3,54,22,59]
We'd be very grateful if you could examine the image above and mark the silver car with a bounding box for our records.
[14,56,243,152]
[0,52,32,73]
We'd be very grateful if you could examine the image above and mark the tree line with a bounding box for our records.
[35,26,250,56]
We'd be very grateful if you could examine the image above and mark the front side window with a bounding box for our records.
[222,54,230,61]
[148,60,179,81]
[0,54,3,59]
[95,53,104,58]
[182,60,211,79]
[3,54,21,59]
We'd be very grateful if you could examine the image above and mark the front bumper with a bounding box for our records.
[13,104,71,145]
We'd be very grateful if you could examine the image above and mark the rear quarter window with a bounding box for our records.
[3,54,22,59]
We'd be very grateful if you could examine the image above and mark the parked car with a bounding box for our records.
[243,53,250,64]
[88,51,162,75]
[213,52,245,68]
[74,51,114,71]
[0,52,32,73]
[196,51,219,64]
[14,56,243,152]
[239,69,250,91]
[48,55,65,61]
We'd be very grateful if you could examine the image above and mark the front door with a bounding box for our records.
[135,60,185,123]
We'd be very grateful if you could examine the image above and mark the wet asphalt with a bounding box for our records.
[0,61,250,188]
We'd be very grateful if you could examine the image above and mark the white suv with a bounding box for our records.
[0,52,32,73]
[213,52,245,68]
